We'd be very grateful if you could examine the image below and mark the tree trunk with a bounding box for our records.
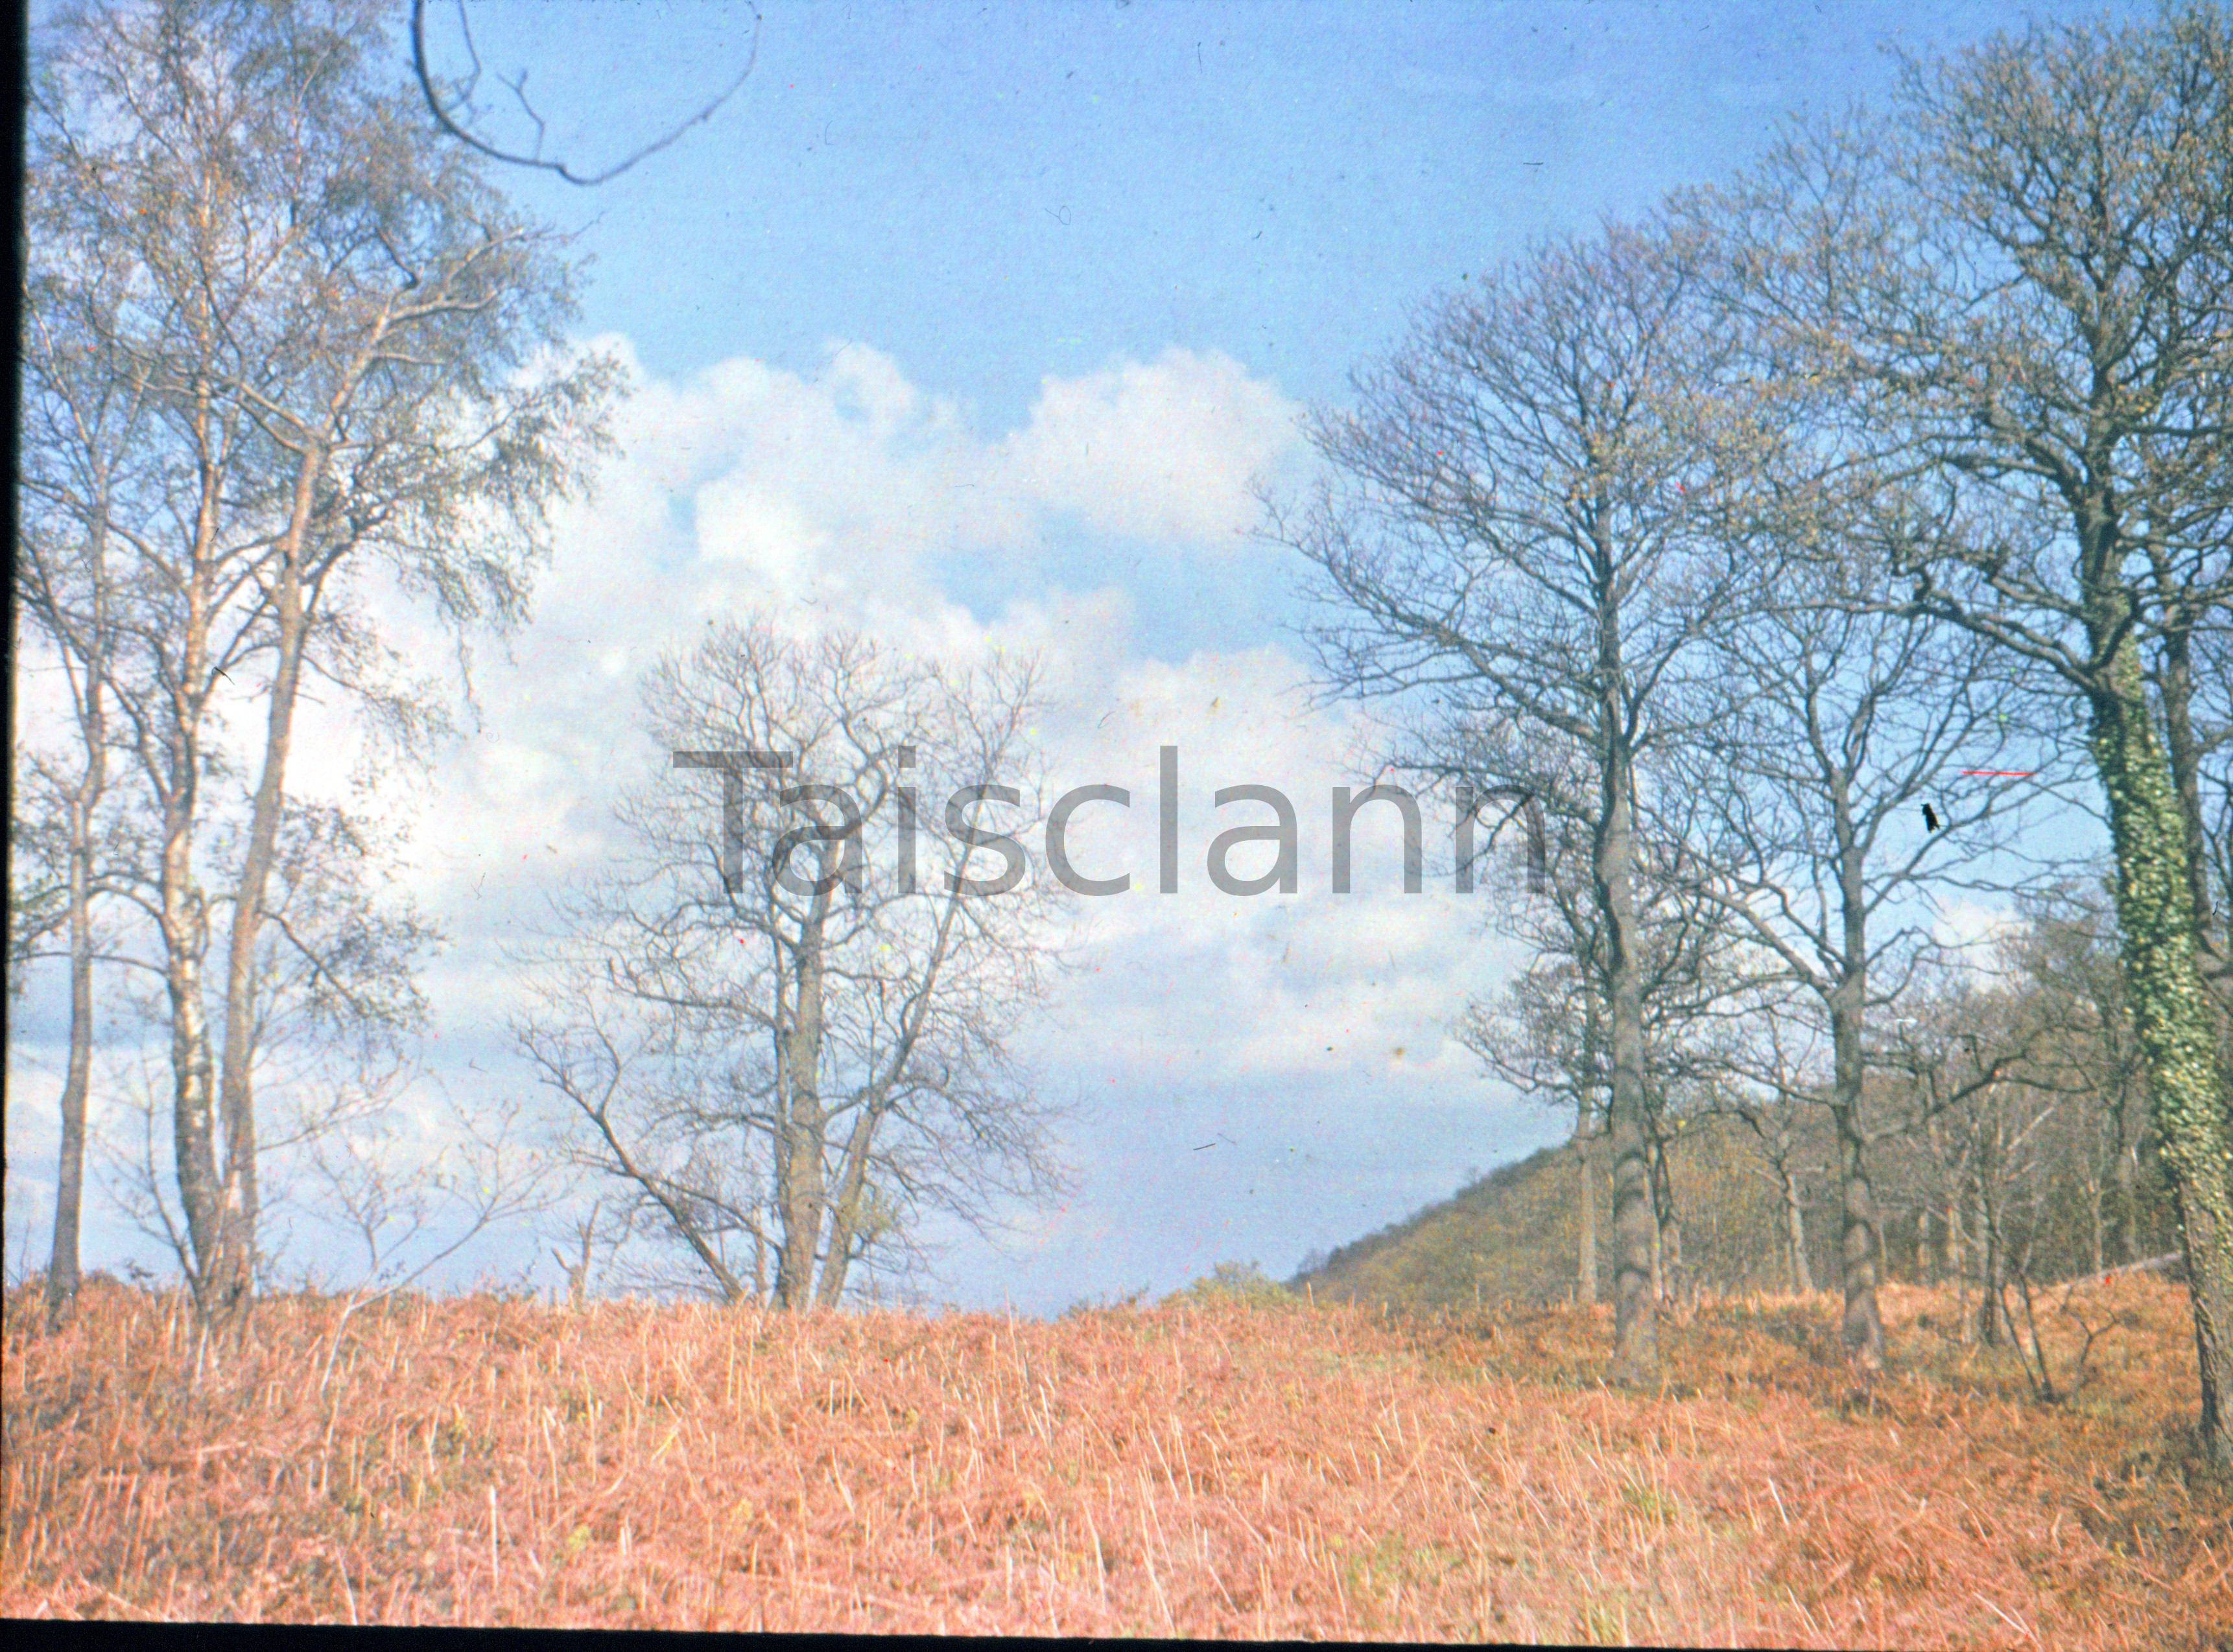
[1785,1166,1813,1294]
[1662,1173,1683,1299]
[1834,1101,1885,1365]
[1598,741,1657,1378]
[2088,619,2233,1465]
[2088,1162,2107,1280]
[207,446,322,1325]
[1575,1097,1597,1306]
[45,712,100,1332]
[1649,1181,1665,1303]
[1948,1188,1970,1341]
[1646,1122,1683,1303]
[1823,783,1886,1363]
[42,503,112,1334]
[774,893,831,1308]
[162,802,220,1296]
[2117,1136,2139,1268]
[160,453,224,1308]
[814,1103,881,1309]
[1975,1185,2005,1347]
[2153,612,2233,1037]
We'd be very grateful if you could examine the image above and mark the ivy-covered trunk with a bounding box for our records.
[2090,623,2233,1465]
[2151,608,2233,1044]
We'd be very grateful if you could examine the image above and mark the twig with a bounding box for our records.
[411,0,762,187]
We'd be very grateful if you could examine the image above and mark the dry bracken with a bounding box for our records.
[3,1274,2227,1644]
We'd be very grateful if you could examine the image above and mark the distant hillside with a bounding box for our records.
[1290,1109,2184,1316]
[1290,1119,1793,1312]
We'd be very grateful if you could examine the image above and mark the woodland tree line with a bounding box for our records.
[10,0,2233,1467]
[1277,4,2233,1460]
[1311,890,2186,1331]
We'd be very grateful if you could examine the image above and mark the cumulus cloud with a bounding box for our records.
[1017,644,1518,1094]
[565,335,1303,628]
[994,348,1308,545]
[378,335,1311,903]
[359,335,1504,1088]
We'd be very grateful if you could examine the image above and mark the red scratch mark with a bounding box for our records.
[1961,770,2036,777]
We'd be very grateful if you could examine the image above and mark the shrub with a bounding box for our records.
[1163,1259,1301,1310]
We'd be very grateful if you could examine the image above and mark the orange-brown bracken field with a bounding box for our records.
[4,1274,2228,1645]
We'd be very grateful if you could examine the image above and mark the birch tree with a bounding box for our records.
[26,0,620,1324]
[14,333,143,1328]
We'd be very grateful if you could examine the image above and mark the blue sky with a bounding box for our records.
[7,0,2133,1314]
[471,0,2055,419]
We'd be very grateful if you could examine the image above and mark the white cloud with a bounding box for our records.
[1933,897,2024,974]
[367,323,1492,1090]
[994,348,1306,545]
[12,333,1482,1098]
[567,335,1304,624]
[378,335,1311,925]
[1018,644,1516,1091]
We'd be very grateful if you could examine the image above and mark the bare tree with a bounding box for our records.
[2007,880,2156,1275]
[6,756,144,1329]
[547,1198,622,1310]
[1688,5,2233,1456]
[517,617,1072,1310]
[1721,1027,1826,1296]
[289,1088,556,1395]
[1278,223,1766,1376]
[1666,526,2053,1365]
[1865,953,2083,1341]
[27,0,620,1324]
[1461,802,1762,1307]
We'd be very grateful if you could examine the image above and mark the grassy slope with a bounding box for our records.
[5,1275,2227,1644]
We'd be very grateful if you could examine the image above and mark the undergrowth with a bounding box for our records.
[3,1273,2227,1644]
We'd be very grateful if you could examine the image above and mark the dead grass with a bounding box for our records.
[3,1273,2228,1644]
